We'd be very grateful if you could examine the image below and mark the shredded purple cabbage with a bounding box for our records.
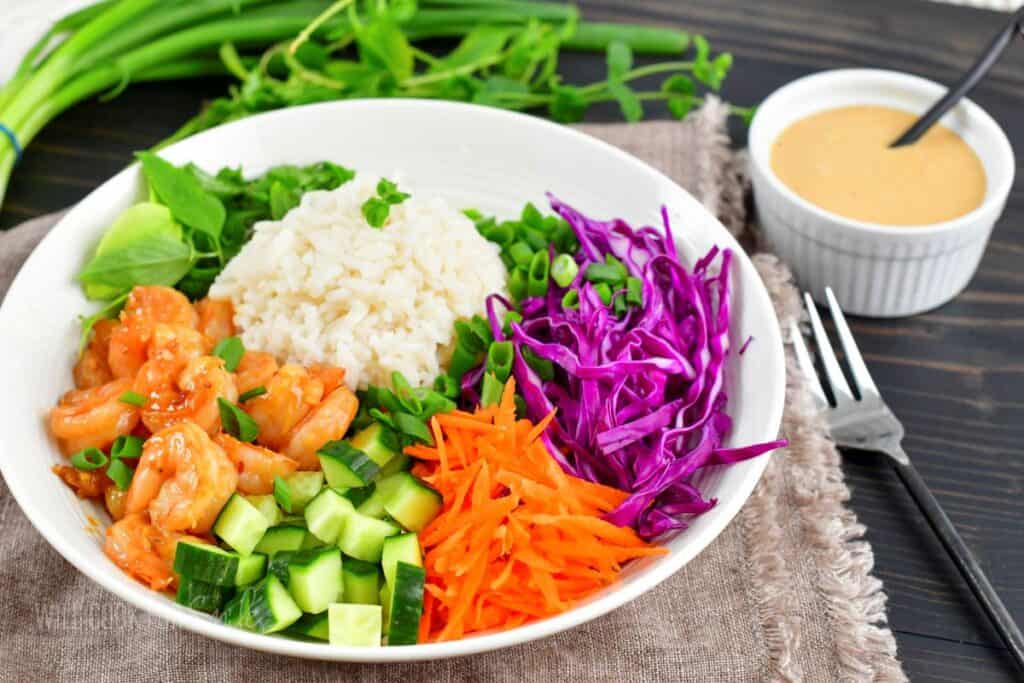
[480,196,785,540]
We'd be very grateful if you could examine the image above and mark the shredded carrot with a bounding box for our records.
[407,378,666,642]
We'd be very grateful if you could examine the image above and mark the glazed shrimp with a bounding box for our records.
[52,464,110,499]
[147,324,209,365]
[108,286,198,379]
[124,423,238,534]
[234,351,278,395]
[245,364,324,450]
[215,433,298,495]
[308,364,347,395]
[195,298,236,345]
[50,378,140,455]
[104,513,204,591]
[282,385,359,469]
[73,318,116,389]
[134,355,238,436]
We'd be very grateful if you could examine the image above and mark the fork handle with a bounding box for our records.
[894,461,1024,671]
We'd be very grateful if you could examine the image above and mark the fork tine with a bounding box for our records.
[803,293,855,405]
[825,287,879,397]
[789,320,828,407]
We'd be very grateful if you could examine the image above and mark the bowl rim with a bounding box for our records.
[0,98,786,662]
[748,68,1016,237]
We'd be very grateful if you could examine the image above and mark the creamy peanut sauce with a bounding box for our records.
[770,105,987,226]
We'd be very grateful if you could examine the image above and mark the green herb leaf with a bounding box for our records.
[106,458,134,491]
[549,85,587,123]
[212,336,245,372]
[217,398,259,442]
[607,81,643,122]
[362,197,391,228]
[78,293,129,357]
[356,19,414,81]
[431,26,513,73]
[273,475,293,513]
[70,447,108,471]
[269,181,300,220]
[78,232,194,291]
[136,152,226,241]
[118,390,146,407]
[661,73,695,97]
[239,386,267,402]
[606,40,633,81]
[111,435,144,460]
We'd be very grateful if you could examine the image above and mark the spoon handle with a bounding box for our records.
[890,8,1023,148]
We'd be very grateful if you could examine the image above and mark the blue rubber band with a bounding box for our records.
[0,123,22,164]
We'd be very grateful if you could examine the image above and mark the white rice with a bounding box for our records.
[209,174,507,390]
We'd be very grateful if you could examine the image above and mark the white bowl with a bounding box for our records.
[0,100,785,662]
[749,69,1015,317]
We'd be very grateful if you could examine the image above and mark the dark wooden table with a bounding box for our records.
[2,1,1022,680]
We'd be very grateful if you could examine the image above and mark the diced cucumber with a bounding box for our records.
[381,533,423,588]
[342,557,382,605]
[382,472,443,532]
[249,574,302,633]
[380,584,391,636]
[213,494,271,556]
[222,584,255,630]
[302,533,325,550]
[386,562,425,646]
[254,525,309,555]
[340,484,375,508]
[356,473,404,519]
[286,612,329,641]
[286,547,343,614]
[244,494,282,526]
[275,471,324,514]
[349,423,401,467]
[176,576,232,614]
[328,604,382,647]
[319,440,380,488]
[174,539,266,586]
[377,452,411,479]
[304,488,355,545]
[267,551,295,583]
[279,514,307,527]
[337,511,401,563]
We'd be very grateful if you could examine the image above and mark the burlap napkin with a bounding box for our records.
[0,103,906,682]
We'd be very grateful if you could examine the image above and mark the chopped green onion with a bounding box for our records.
[392,372,422,415]
[507,242,534,269]
[522,346,555,381]
[550,253,579,288]
[433,374,459,400]
[614,293,628,317]
[521,202,544,230]
[468,315,494,348]
[70,447,108,471]
[513,394,527,419]
[584,261,628,285]
[419,391,456,419]
[508,268,528,302]
[238,386,267,402]
[106,458,134,491]
[118,390,146,407]
[502,310,523,336]
[212,336,245,372]
[486,341,514,383]
[561,289,580,310]
[448,342,481,383]
[274,475,293,513]
[454,320,487,354]
[110,435,143,460]
[369,408,397,431]
[480,372,503,408]
[483,221,515,246]
[527,251,551,298]
[393,412,434,446]
[521,227,549,251]
[594,283,613,306]
[626,276,643,306]
[217,398,259,442]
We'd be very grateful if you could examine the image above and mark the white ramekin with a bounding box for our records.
[749,69,1015,318]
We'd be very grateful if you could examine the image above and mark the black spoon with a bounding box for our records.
[890,7,1024,148]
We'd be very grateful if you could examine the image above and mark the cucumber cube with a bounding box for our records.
[329,604,382,647]
[304,488,355,545]
[213,494,271,556]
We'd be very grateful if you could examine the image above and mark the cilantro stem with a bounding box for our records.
[402,54,504,88]
[289,0,353,55]
[577,61,695,96]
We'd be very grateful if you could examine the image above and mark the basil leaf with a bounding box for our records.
[269,181,299,220]
[362,197,390,228]
[212,336,245,372]
[137,152,226,241]
[356,19,414,81]
[78,232,194,291]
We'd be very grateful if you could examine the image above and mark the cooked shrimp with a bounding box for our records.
[125,423,238,534]
[50,378,140,455]
[215,433,298,494]
[234,351,278,395]
[104,513,204,591]
[147,324,209,365]
[282,385,359,469]
[52,464,110,499]
[109,286,197,379]
[74,318,116,389]
[245,364,324,450]
[195,298,236,345]
[309,364,347,395]
[135,355,238,436]
[105,487,129,521]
